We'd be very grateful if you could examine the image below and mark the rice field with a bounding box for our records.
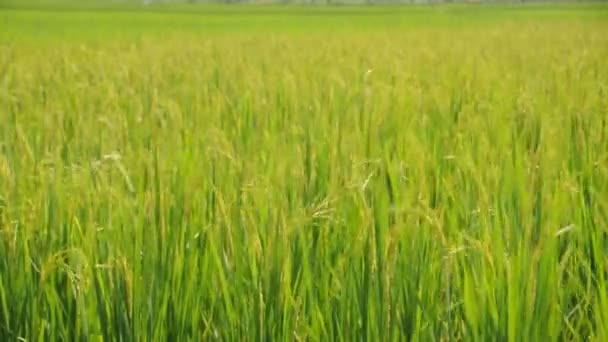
[1,3,608,340]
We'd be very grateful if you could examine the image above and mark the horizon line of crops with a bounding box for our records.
[1,9,608,341]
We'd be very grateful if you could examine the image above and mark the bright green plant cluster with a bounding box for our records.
[1,4,607,341]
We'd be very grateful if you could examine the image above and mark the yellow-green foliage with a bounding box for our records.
[0,4,607,341]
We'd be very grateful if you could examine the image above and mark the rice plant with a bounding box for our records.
[0,3,607,341]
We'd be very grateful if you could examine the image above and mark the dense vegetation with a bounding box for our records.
[1,3,608,340]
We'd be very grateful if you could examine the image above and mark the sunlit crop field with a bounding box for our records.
[1,3,608,340]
